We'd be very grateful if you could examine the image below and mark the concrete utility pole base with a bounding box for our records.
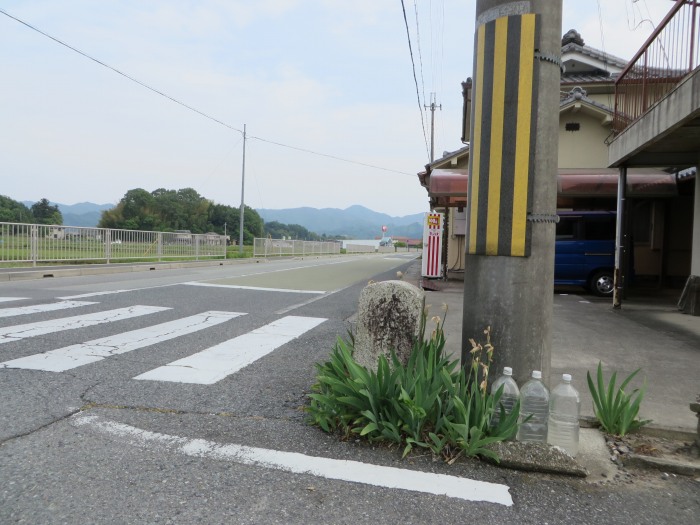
[462,0,562,387]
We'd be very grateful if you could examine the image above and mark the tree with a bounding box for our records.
[31,198,62,225]
[0,195,33,223]
[96,187,264,245]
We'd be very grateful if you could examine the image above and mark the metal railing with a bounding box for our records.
[613,0,700,133]
[253,238,341,257]
[0,223,227,265]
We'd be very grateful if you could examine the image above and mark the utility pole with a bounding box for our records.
[461,0,562,388]
[238,124,246,254]
[424,93,442,163]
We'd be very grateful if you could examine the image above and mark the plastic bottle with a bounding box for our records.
[547,373,581,456]
[490,367,520,432]
[517,370,550,443]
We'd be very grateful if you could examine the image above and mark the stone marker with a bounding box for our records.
[353,280,425,371]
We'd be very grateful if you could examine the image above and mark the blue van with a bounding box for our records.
[555,211,616,296]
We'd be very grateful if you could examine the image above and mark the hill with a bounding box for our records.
[22,201,114,227]
[257,205,424,239]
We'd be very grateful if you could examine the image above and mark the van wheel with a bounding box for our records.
[589,270,614,297]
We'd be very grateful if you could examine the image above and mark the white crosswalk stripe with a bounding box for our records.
[0,305,170,345]
[0,300,97,319]
[0,297,29,303]
[134,315,327,384]
[1,311,244,372]
[0,300,327,385]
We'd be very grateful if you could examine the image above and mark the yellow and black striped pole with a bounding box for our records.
[468,13,538,257]
[462,1,562,388]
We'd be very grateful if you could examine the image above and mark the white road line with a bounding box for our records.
[71,414,512,506]
[135,315,326,384]
[0,297,29,303]
[183,282,325,294]
[1,311,244,372]
[0,305,170,345]
[0,300,97,319]
[58,290,135,300]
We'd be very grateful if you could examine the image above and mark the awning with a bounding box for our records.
[558,169,677,197]
[421,168,677,207]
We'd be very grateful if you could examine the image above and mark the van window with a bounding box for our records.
[583,218,615,240]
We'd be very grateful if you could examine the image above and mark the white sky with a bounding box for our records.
[0,0,675,217]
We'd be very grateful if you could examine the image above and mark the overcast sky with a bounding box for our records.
[0,0,675,217]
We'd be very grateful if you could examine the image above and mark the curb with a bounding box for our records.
[622,454,700,477]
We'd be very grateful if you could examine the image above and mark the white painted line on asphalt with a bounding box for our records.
[134,315,327,384]
[0,297,29,303]
[0,305,170,345]
[58,290,135,299]
[182,282,326,294]
[71,414,512,506]
[0,300,97,319]
[274,283,351,315]
[1,311,245,372]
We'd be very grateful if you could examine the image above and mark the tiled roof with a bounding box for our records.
[561,73,618,84]
[559,87,613,113]
[561,42,628,70]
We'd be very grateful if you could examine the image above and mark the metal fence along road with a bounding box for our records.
[253,238,341,257]
[0,223,227,265]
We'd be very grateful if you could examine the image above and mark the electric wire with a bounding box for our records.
[248,136,412,175]
[400,0,431,160]
[413,0,427,105]
[0,7,413,177]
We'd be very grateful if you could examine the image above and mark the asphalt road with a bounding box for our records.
[1,255,698,524]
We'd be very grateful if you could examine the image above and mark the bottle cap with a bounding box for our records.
[563,373,572,382]
[503,367,513,376]
[532,370,542,379]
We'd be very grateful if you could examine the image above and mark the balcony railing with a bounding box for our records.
[613,0,700,134]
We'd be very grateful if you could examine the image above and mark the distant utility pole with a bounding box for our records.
[462,0,563,387]
[424,92,442,162]
[239,124,246,254]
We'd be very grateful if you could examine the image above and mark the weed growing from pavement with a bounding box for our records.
[587,361,651,436]
[306,311,520,463]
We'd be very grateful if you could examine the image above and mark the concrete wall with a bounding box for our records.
[558,110,611,168]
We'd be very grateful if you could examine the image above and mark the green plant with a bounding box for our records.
[438,330,521,461]
[306,314,520,462]
[587,361,651,436]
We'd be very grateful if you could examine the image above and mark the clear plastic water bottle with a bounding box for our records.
[517,370,549,443]
[547,373,581,456]
[490,367,520,432]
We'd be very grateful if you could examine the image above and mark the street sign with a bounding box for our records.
[421,212,443,278]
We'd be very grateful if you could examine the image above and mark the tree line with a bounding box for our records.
[1,190,331,244]
[0,196,62,225]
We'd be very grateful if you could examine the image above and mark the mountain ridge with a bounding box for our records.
[257,205,424,239]
[18,201,426,238]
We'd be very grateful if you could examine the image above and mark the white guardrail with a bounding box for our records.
[253,238,341,257]
[0,222,227,265]
[252,238,418,257]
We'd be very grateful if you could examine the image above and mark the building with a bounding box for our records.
[418,29,694,288]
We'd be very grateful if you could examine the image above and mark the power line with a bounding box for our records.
[249,136,413,175]
[0,8,244,135]
[413,0,427,106]
[0,7,413,177]
[400,0,430,160]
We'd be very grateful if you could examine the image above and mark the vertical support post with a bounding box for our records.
[462,0,562,387]
[157,232,163,262]
[613,166,627,309]
[691,152,700,277]
[239,124,247,254]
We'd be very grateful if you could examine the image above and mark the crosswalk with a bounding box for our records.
[0,297,327,384]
